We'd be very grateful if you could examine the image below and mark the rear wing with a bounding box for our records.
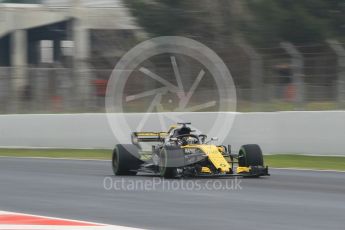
[131,132,169,145]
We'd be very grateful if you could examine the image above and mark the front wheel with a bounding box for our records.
[238,144,264,167]
[159,147,184,179]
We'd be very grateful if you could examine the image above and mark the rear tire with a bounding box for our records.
[238,144,264,167]
[112,144,143,176]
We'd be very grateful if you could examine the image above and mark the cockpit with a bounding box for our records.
[172,126,192,137]
[169,125,200,145]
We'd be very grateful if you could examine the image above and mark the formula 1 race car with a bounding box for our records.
[112,123,269,178]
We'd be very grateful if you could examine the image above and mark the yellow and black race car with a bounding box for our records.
[112,122,269,178]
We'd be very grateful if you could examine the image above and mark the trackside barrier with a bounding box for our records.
[0,111,344,155]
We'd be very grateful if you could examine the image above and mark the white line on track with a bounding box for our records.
[265,153,345,157]
[0,225,144,230]
[271,167,345,173]
[1,156,345,173]
[0,211,145,230]
[0,211,105,225]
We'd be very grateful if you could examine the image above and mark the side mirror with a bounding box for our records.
[211,137,219,141]
[199,134,207,143]
[205,136,219,144]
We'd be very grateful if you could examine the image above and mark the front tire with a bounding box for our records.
[112,144,143,176]
[159,147,184,179]
[238,144,264,167]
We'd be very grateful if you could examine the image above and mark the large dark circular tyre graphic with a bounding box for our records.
[159,147,184,179]
[112,144,143,176]
[238,144,264,167]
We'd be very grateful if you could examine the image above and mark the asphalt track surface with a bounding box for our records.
[0,157,344,230]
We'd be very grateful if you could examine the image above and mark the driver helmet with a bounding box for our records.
[186,136,198,145]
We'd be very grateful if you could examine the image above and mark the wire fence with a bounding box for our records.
[0,53,343,114]
[0,2,344,114]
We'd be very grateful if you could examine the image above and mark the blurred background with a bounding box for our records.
[0,0,344,113]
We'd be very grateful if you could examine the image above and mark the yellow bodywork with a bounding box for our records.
[182,145,231,173]
[201,167,212,173]
[236,166,250,174]
[134,132,168,137]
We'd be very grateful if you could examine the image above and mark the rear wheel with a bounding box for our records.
[238,144,264,167]
[112,144,143,176]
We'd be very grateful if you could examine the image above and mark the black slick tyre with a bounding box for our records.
[238,144,264,167]
[112,144,143,176]
[159,146,184,179]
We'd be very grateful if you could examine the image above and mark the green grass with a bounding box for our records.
[265,154,345,171]
[0,149,344,171]
[0,149,111,160]
[237,101,339,112]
